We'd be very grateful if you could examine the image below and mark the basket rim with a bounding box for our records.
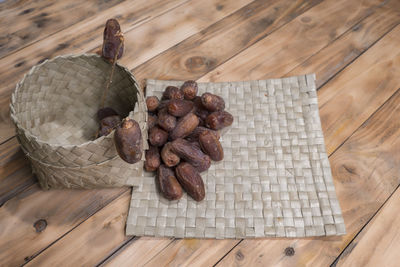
[10,53,147,149]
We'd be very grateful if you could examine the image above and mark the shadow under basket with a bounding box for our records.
[10,54,148,189]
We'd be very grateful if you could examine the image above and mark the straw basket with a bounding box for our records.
[10,54,148,189]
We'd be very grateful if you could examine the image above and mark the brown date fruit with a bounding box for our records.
[146,96,159,112]
[161,142,180,167]
[157,100,170,111]
[157,109,176,132]
[186,126,220,142]
[144,145,160,172]
[189,140,201,151]
[205,111,234,130]
[99,115,121,137]
[176,162,205,201]
[102,19,124,62]
[157,165,183,200]
[199,130,224,161]
[167,100,194,117]
[201,93,225,112]
[162,86,184,100]
[147,114,158,129]
[193,96,210,122]
[149,126,168,147]
[114,118,143,164]
[171,138,211,172]
[97,107,119,121]
[169,113,199,140]
[180,80,198,100]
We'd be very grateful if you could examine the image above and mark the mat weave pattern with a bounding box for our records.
[126,75,345,238]
[10,54,147,189]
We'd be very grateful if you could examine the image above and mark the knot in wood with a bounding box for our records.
[236,250,244,261]
[34,219,47,233]
[284,246,295,256]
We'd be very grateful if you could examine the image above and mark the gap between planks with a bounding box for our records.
[3,0,328,266]
[130,8,400,267]
[1,0,398,264]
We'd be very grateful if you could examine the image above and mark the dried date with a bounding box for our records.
[147,114,158,129]
[193,96,210,125]
[99,115,121,137]
[180,80,198,100]
[157,165,183,200]
[205,111,233,130]
[114,118,143,164]
[199,130,224,161]
[186,126,220,142]
[201,93,225,112]
[167,100,194,117]
[175,162,205,201]
[169,113,199,140]
[157,109,176,132]
[161,142,180,167]
[162,86,184,100]
[144,145,160,172]
[146,96,159,112]
[171,138,211,172]
[102,19,124,62]
[149,126,168,147]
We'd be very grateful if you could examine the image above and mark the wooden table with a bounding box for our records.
[1,0,399,266]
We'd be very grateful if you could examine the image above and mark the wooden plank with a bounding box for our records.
[217,86,400,267]
[15,1,326,264]
[101,237,174,266]
[0,0,124,58]
[336,186,400,267]
[214,26,400,266]
[198,0,391,82]
[287,3,400,88]
[0,185,128,266]
[0,0,256,263]
[24,191,131,267]
[138,2,400,266]
[0,0,252,144]
[133,0,323,82]
[0,137,35,206]
[0,0,324,264]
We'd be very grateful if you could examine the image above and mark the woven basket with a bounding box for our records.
[10,54,148,189]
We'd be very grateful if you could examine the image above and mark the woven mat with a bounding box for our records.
[126,74,345,238]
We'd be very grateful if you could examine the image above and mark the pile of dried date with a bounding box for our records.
[144,81,233,202]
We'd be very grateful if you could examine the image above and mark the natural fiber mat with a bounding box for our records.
[126,74,345,238]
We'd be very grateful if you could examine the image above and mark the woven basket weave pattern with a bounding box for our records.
[10,54,148,189]
[126,76,345,239]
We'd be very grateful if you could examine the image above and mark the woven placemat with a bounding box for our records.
[126,74,345,238]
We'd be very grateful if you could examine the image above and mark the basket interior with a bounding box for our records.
[13,55,139,145]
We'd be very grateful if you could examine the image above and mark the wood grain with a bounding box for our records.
[198,0,390,82]
[19,1,327,264]
[336,187,400,266]
[0,0,252,144]
[287,1,400,88]
[0,185,127,266]
[101,237,174,266]
[0,0,256,263]
[133,0,323,82]
[0,0,124,58]
[137,3,400,266]
[317,24,400,154]
[0,0,399,266]
[25,191,131,267]
[0,137,35,206]
[216,86,400,267]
